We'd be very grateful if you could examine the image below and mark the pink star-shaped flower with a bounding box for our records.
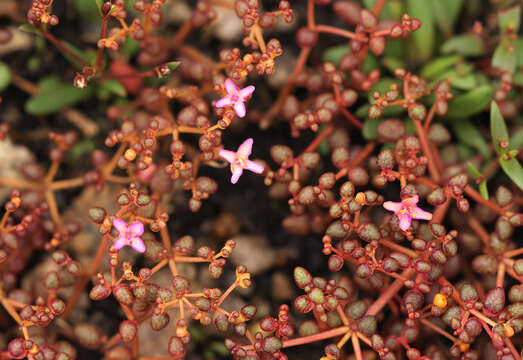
[113,219,146,253]
[215,79,255,118]
[383,195,432,231]
[219,138,264,184]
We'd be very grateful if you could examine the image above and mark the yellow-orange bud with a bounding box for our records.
[433,293,447,308]
[124,149,136,161]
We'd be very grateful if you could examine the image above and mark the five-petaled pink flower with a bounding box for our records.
[383,195,432,231]
[113,219,146,253]
[219,138,264,184]
[215,79,255,118]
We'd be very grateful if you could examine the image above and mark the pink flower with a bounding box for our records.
[113,219,146,253]
[219,138,264,184]
[215,79,255,118]
[383,195,432,231]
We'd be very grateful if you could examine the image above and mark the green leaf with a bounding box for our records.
[75,0,101,24]
[431,0,464,36]
[406,0,435,62]
[0,61,11,92]
[420,55,459,79]
[478,180,489,199]
[492,43,517,72]
[441,35,485,56]
[19,24,42,35]
[515,37,523,66]
[99,79,126,97]
[363,118,380,140]
[166,61,181,72]
[499,157,523,190]
[446,85,493,118]
[510,127,523,151]
[26,79,93,115]
[61,41,93,69]
[433,70,476,90]
[70,139,96,158]
[122,37,140,58]
[322,45,350,66]
[453,119,491,159]
[466,162,483,179]
[498,5,521,33]
[515,70,523,86]
[490,101,509,155]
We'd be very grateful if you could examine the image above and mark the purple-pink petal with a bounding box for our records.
[233,101,246,118]
[219,149,237,164]
[237,138,253,158]
[245,160,264,174]
[131,237,146,253]
[113,237,126,250]
[412,208,433,221]
[398,213,412,231]
[224,79,238,95]
[129,221,144,236]
[216,97,233,108]
[403,195,419,206]
[383,201,402,214]
[230,167,243,184]
[238,85,255,99]
[113,218,128,232]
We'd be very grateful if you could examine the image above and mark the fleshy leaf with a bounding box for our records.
[26,78,93,115]
[430,0,464,36]
[446,85,493,118]
[490,101,509,155]
[453,120,491,159]
[499,157,523,191]
[492,43,517,73]
[407,0,435,63]
[498,5,521,33]
[0,61,11,92]
[441,35,485,56]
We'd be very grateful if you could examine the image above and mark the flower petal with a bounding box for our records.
[113,218,128,233]
[219,149,237,164]
[383,201,403,214]
[403,195,419,206]
[398,213,412,231]
[237,138,253,158]
[129,221,144,236]
[224,79,238,95]
[412,207,432,221]
[238,85,255,99]
[113,237,127,250]
[245,160,264,174]
[215,97,233,108]
[230,167,243,184]
[233,101,246,118]
[131,237,146,253]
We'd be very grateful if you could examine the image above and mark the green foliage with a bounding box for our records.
[446,86,493,118]
[490,102,523,190]
[406,0,435,62]
[26,76,93,115]
[0,61,11,92]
